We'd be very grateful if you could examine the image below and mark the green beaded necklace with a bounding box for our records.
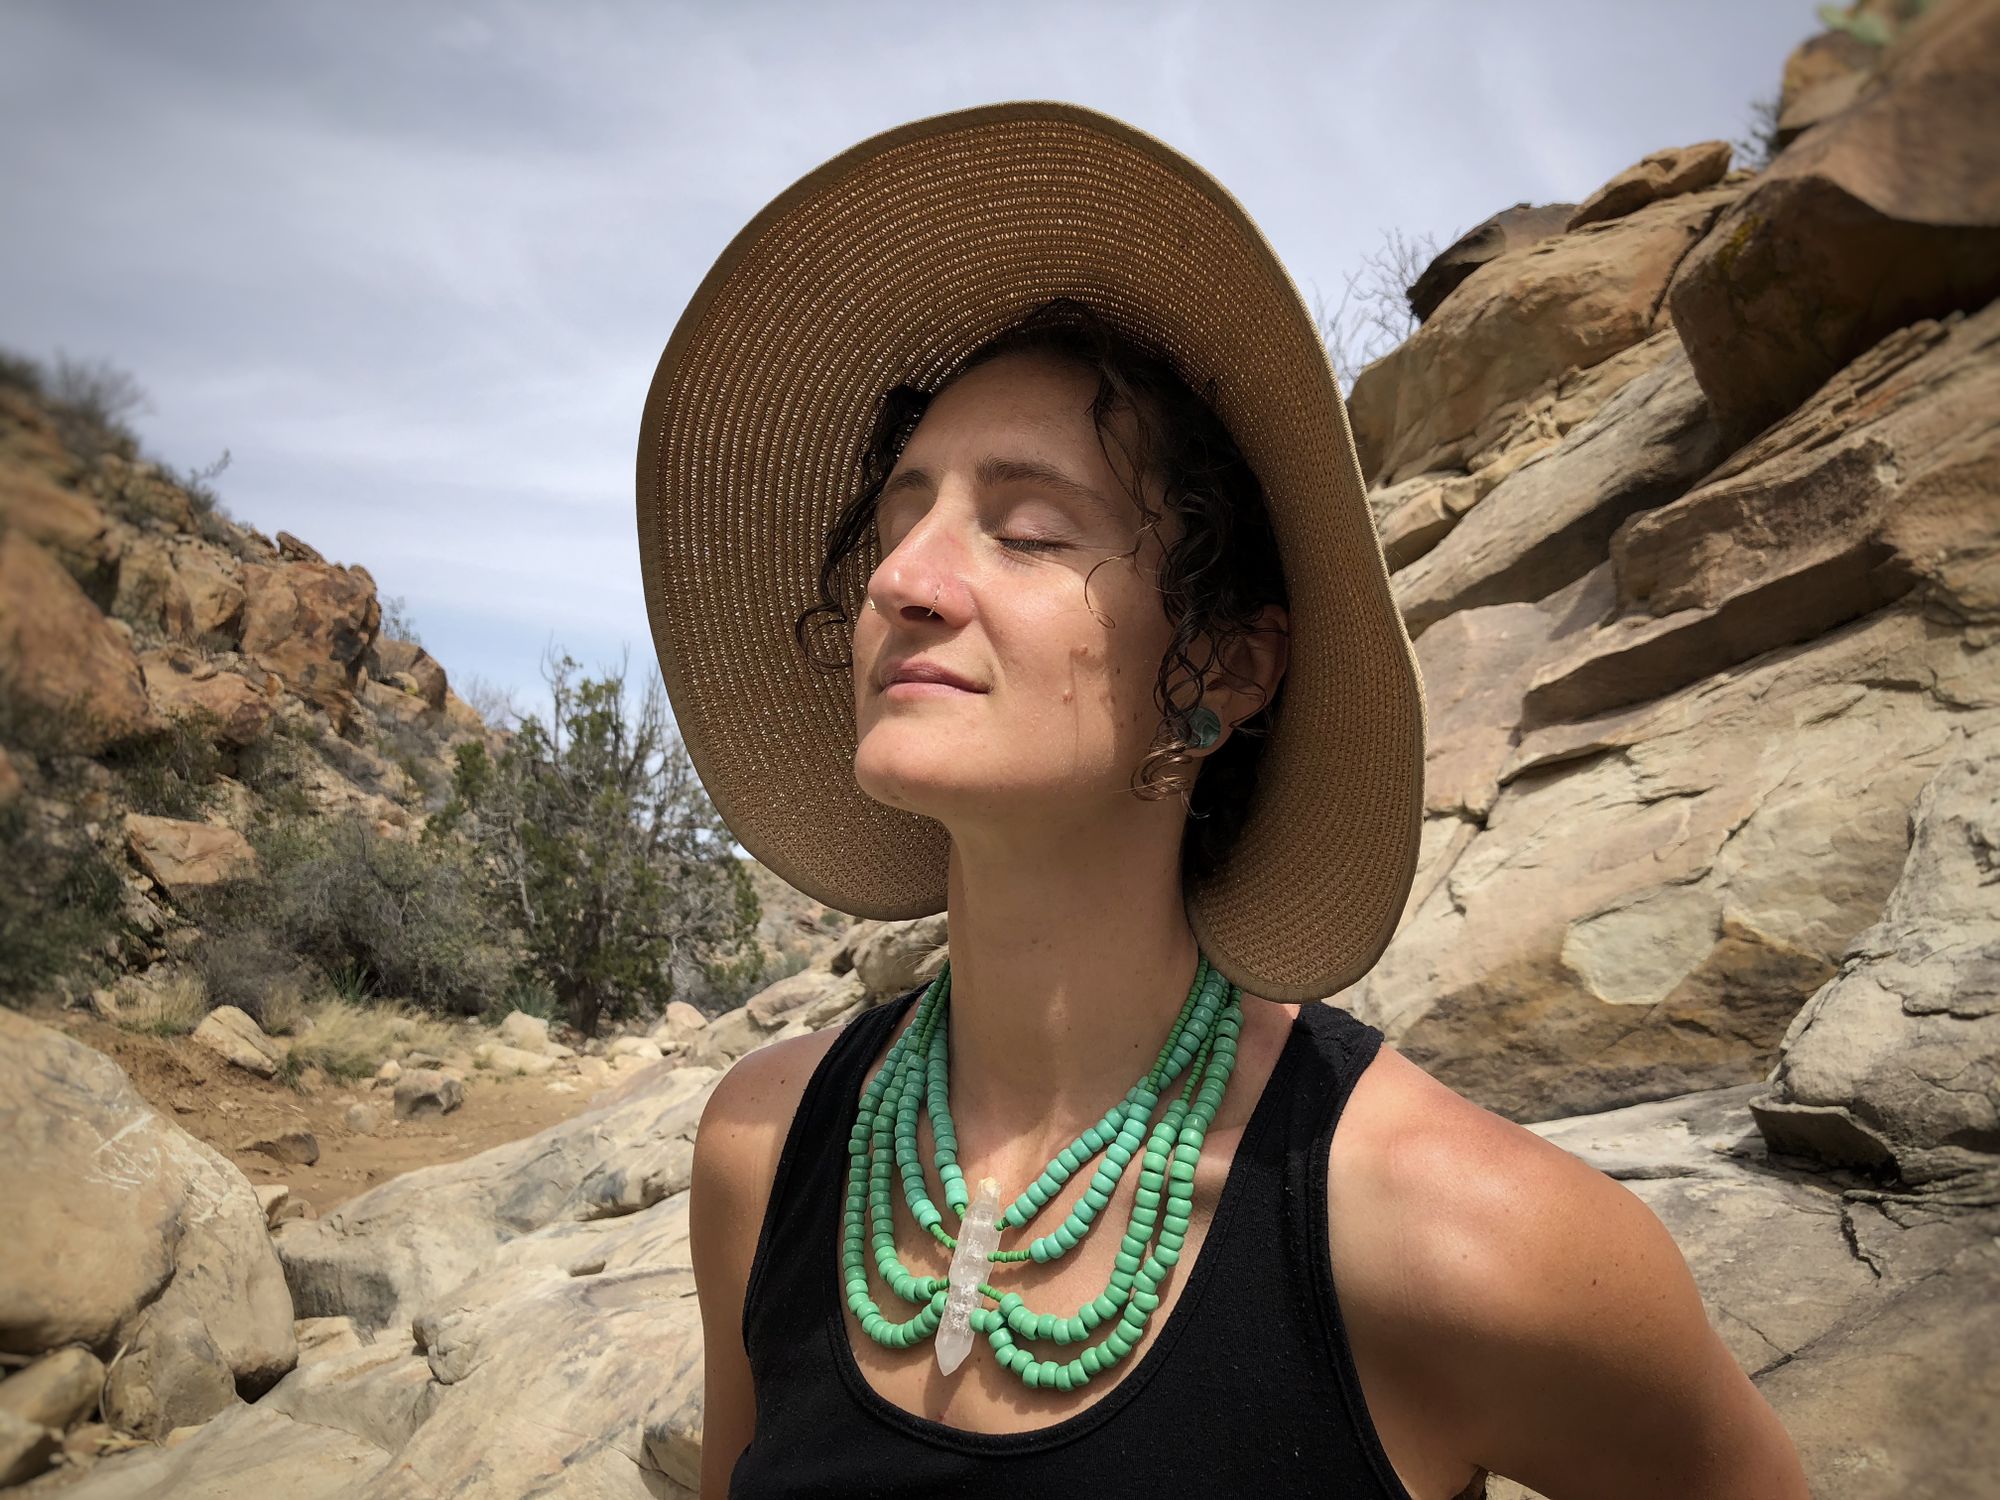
[842,953,1242,1392]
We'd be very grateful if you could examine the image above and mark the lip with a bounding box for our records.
[879,658,986,694]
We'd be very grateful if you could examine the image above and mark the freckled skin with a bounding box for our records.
[848,351,1199,824]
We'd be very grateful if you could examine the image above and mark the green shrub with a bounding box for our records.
[430,651,759,1036]
[0,804,126,1007]
[104,711,226,819]
[198,811,511,1016]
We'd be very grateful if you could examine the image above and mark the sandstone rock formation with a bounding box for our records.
[0,1012,297,1444]
[10,5,2000,1496]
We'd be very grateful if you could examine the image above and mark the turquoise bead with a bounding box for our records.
[844,959,1243,1392]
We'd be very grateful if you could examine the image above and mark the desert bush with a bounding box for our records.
[0,803,126,1007]
[283,995,455,1081]
[235,716,321,820]
[104,710,227,819]
[430,649,760,1036]
[201,811,512,1016]
[42,353,147,468]
[1312,226,1442,390]
[192,926,316,1030]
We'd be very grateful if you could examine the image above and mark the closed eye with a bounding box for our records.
[998,537,1066,553]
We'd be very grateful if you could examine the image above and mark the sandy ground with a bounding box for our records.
[54,1015,601,1213]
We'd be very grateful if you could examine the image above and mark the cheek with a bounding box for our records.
[1056,640,1153,726]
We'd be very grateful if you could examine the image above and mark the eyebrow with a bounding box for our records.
[878,455,1127,522]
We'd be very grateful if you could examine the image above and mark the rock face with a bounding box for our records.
[1348,183,1736,487]
[0,1011,296,1442]
[0,528,156,751]
[238,558,381,726]
[1753,733,2000,1184]
[1405,202,1576,323]
[1566,140,1733,230]
[1669,0,2000,442]
[123,813,259,894]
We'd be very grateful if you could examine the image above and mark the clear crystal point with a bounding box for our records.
[936,1174,1002,1376]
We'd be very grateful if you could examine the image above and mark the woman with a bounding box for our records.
[639,104,1808,1498]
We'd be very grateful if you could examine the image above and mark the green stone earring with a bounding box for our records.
[1185,706,1222,750]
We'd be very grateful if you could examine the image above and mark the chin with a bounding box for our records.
[852,738,972,817]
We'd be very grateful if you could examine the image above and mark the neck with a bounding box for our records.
[934,795,1206,1178]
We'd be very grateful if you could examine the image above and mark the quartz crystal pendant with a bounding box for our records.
[935,1174,1002,1376]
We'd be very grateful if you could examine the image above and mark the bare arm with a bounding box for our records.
[1394,1108,1812,1498]
[687,1029,842,1498]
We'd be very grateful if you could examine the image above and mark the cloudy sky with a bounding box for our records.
[1,1,1812,713]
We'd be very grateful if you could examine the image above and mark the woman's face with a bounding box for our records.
[850,348,1183,828]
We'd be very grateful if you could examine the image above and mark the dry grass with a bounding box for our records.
[280,997,461,1082]
[128,968,212,1036]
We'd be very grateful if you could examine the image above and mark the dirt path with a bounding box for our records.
[57,1017,601,1214]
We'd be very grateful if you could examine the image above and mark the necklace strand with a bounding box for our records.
[842,955,1242,1390]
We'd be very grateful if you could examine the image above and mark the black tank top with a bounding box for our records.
[729,985,1418,1499]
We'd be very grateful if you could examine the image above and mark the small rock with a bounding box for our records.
[254,1185,290,1225]
[191,1005,286,1078]
[497,1010,551,1054]
[344,1101,385,1135]
[271,1196,315,1224]
[607,1036,664,1062]
[237,1128,319,1167]
[374,1058,402,1085]
[394,1068,464,1119]
[0,1408,58,1488]
[472,1042,554,1077]
[293,1316,362,1361]
[0,1347,106,1432]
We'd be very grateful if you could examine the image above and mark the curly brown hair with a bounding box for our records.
[792,296,1289,887]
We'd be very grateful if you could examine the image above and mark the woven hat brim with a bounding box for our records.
[637,101,1426,1002]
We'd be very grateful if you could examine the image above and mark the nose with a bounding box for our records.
[865,508,970,625]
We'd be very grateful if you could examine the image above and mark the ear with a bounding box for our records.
[1198,603,1289,754]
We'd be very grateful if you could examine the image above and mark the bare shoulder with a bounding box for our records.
[688,1021,863,1495]
[1329,1040,1808,1498]
[692,1022,854,1218]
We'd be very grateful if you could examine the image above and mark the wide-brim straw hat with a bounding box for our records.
[636,100,1426,1003]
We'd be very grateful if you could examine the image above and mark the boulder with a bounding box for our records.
[1567,140,1733,230]
[471,1042,554,1078]
[138,647,273,745]
[112,536,195,641]
[1371,470,1480,573]
[1752,734,2000,1183]
[1345,604,2000,1122]
[365,636,447,711]
[0,1011,296,1440]
[745,964,866,1028]
[1669,0,2000,443]
[496,1009,551,1053]
[1348,184,1738,486]
[650,1000,709,1051]
[0,528,156,751]
[238,558,380,723]
[1392,339,1724,640]
[607,1035,665,1062]
[123,813,258,895]
[392,1069,463,1119]
[0,1345,106,1432]
[274,1063,715,1336]
[191,1006,287,1079]
[170,543,244,641]
[1528,1082,2000,1498]
[238,1129,320,1168]
[1406,202,1575,324]
[841,912,949,997]
[0,465,115,586]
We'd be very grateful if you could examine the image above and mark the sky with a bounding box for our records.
[0,0,1815,717]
